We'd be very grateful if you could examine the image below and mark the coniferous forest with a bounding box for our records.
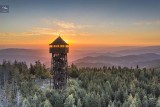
[0,60,160,107]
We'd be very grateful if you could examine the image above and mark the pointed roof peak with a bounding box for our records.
[50,36,68,45]
[58,36,62,39]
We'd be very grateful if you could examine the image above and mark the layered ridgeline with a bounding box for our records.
[0,61,160,107]
[1,46,160,68]
[0,48,50,67]
[73,53,160,68]
[73,46,160,68]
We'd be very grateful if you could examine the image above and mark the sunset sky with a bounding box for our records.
[0,0,160,49]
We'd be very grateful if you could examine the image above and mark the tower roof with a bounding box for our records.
[50,36,68,45]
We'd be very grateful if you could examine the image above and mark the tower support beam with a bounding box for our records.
[49,36,69,89]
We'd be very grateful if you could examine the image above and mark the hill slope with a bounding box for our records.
[73,53,160,68]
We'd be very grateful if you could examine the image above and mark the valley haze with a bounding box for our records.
[0,46,160,68]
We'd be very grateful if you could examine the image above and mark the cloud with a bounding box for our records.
[133,20,160,26]
[42,19,92,29]
[21,27,77,37]
[26,27,57,35]
[0,28,57,39]
[39,19,94,36]
[53,21,75,29]
[0,19,94,45]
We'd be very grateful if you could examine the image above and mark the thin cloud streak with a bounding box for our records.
[133,20,160,26]
[42,19,93,29]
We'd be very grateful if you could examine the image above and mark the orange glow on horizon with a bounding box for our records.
[0,32,160,49]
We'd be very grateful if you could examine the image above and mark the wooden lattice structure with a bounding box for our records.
[49,36,69,89]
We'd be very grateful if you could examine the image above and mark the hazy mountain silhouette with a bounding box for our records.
[115,46,160,55]
[0,48,46,56]
[0,46,160,68]
[0,48,50,66]
[73,53,160,68]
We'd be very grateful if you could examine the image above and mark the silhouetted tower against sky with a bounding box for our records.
[49,36,69,89]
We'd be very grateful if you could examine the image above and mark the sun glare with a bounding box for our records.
[64,39,73,45]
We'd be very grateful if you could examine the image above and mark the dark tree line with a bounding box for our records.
[0,60,51,107]
[0,61,160,107]
[46,64,160,107]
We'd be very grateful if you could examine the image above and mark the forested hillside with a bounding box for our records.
[0,61,160,107]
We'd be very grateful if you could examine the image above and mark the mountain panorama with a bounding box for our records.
[0,44,160,107]
[0,46,160,68]
[1,0,160,106]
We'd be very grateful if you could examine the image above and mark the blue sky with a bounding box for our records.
[1,0,160,31]
[0,0,160,47]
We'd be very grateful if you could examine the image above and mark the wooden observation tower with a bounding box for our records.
[49,36,69,89]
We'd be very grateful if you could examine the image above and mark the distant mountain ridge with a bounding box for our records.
[0,48,46,56]
[73,53,160,68]
[1,46,160,68]
[0,48,50,66]
[116,46,160,55]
